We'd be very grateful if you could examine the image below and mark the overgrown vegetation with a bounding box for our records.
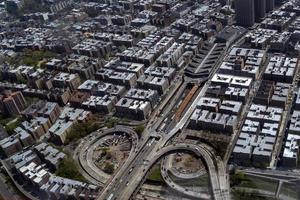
[230,170,277,197]
[232,189,275,200]
[232,160,268,169]
[5,50,55,68]
[16,74,27,84]
[210,140,228,159]
[65,119,102,144]
[100,148,112,159]
[135,125,145,137]
[55,156,86,182]
[147,164,163,183]
[230,171,247,187]
[103,161,114,174]
[105,117,118,128]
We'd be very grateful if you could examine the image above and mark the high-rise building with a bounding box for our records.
[12,91,26,111]
[275,0,285,5]
[3,97,20,116]
[255,0,266,22]
[0,91,27,116]
[219,0,229,6]
[235,0,255,27]
[266,0,275,12]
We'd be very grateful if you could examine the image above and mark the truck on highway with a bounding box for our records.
[107,193,114,200]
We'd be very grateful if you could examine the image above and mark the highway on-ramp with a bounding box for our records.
[102,143,229,200]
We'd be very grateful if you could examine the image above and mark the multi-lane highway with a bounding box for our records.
[86,30,250,200]
[98,136,160,200]
[103,143,229,200]
[95,40,232,200]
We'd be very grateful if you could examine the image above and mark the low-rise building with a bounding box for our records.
[288,110,300,135]
[0,134,24,157]
[282,134,300,167]
[137,75,169,95]
[253,80,275,105]
[82,95,117,113]
[37,102,61,124]
[72,38,112,58]
[219,62,259,79]
[115,98,151,120]
[232,131,275,166]
[49,107,92,144]
[295,88,300,110]
[95,69,137,88]
[156,42,184,68]
[53,72,81,92]
[247,104,283,124]
[205,85,249,104]
[245,28,277,49]
[189,108,238,134]
[144,65,176,83]
[211,73,253,89]
[264,56,297,83]
[34,143,66,171]
[21,117,51,140]
[270,82,290,108]
[104,60,144,78]
[125,88,159,108]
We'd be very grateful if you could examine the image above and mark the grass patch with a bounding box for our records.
[232,189,276,200]
[5,50,55,68]
[279,182,299,199]
[173,173,209,187]
[197,174,209,187]
[55,156,86,182]
[103,161,114,174]
[239,176,276,192]
[147,164,163,182]
[231,171,277,193]
[25,97,40,104]
[2,117,23,135]
[135,125,145,137]
[0,114,14,127]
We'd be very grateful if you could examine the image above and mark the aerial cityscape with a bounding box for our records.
[0,0,299,199]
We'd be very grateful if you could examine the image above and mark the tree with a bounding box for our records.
[56,157,86,182]
[6,2,19,15]
[106,150,112,160]
[105,117,118,128]
[21,50,56,67]
[231,171,247,187]
[103,162,114,174]
[135,125,145,137]
[65,119,101,144]
[100,148,108,157]
[16,74,27,84]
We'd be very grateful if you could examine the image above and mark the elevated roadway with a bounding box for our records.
[97,42,234,200]
[160,154,211,199]
[74,126,139,185]
[100,143,229,200]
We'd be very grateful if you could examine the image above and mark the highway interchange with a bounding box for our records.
[91,39,236,200]
[73,34,300,199]
[75,24,273,200]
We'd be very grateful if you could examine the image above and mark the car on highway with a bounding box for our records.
[128,167,134,174]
